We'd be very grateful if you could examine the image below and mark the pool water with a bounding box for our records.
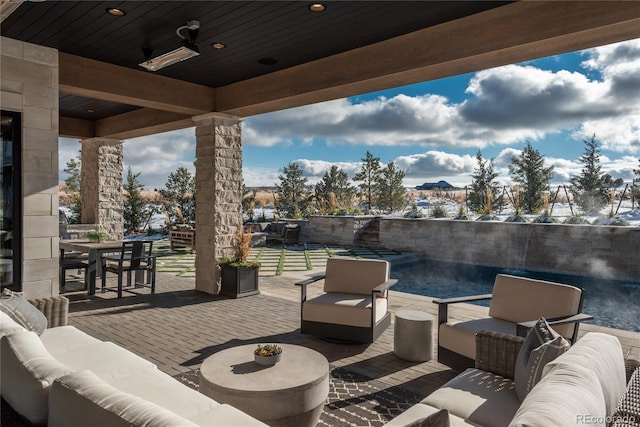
[391,259,640,332]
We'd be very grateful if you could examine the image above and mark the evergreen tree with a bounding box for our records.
[633,158,640,203]
[353,151,382,212]
[275,162,309,218]
[376,161,407,213]
[63,155,82,223]
[314,165,354,212]
[123,167,146,234]
[468,151,503,213]
[569,134,610,214]
[241,183,256,222]
[508,141,555,213]
[160,167,195,224]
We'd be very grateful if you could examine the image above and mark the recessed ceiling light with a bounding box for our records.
[258,58,277,65]
[308,3,326,12]
[211,42,226,50]
[106,8,126,17]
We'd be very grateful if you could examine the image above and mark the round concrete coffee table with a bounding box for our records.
[199,344,329,427]
[394,310,434,362]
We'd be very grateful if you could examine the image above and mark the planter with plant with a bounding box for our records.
[254,344,283,365]
[218,225,260,298]
[87,230,109,242]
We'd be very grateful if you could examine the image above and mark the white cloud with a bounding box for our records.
[58,39,640,190]
[242,39,640,154]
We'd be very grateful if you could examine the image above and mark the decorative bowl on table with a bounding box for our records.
[254,344,283,366]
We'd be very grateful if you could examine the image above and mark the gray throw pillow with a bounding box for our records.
[0,290,47,335]
[404,409,450,427]
[514,317,569,401]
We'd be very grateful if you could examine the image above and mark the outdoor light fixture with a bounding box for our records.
[139,20,200,72]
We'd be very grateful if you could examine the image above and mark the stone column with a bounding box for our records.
[80,138,124,240]
[193,113,244,294]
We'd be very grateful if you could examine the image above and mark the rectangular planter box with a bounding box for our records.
[220,265,260,298]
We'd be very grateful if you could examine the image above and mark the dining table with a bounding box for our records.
[59,239,123,295]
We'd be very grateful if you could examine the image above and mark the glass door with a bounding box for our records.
[1,110,21,291]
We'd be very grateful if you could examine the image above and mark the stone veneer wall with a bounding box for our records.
[300,216,639,281]
[80,138,124,239]
[193,114,243,294]
[1,37,59,298]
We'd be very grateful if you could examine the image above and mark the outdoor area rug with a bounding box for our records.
[174,365,423,426]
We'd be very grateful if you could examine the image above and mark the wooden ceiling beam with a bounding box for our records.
[94,108,193,140]
[59,116,93,139]
[59,53,216,116]
[216,1,640,117]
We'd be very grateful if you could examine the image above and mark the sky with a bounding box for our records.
[59,38,640,190]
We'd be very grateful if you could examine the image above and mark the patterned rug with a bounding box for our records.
[174,365,423,427]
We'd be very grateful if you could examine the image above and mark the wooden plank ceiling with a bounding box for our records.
[2,1,640,140]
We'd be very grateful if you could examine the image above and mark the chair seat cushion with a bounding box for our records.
[384,403,478,427]
[423,368,520,427]
[302,293,387,328]
[439,318,516,360]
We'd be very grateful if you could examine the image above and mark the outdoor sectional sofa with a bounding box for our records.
[385,330,639,427]
[0,294,266,426]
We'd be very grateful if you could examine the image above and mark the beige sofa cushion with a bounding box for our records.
[423,368,520,427]
[323,257,389,295]
[0,330,74,425]
[48,370,199,427]
[383,403,478,427]
[187,404,270,426]
[543,332,625,415]
[106,366,223,421]
[439,317,516,360]
[39,325,102,356]
[509,363,606,427]
[302,292,388,328]
[488,275,581,339]
[50,341,157,381]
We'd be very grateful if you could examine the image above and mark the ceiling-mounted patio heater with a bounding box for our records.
[139,20,200,72]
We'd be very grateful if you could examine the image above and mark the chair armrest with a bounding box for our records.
[433,293,493,305]
[29,296,69,328]
[295,275,325,303]
[516,312,594,338]
[295,275,325,287]
[433,293,492,325]
[475,330,524,380]
[372,279,397,295]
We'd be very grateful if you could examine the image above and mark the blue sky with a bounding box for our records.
[59,38,640,189]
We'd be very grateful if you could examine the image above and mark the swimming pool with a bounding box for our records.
[390,259,640,332]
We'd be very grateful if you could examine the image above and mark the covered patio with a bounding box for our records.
[2,1,640,298]
[4,265,639,426]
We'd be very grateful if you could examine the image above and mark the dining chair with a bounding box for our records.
[100,241,156,298]
[59,249,89,293]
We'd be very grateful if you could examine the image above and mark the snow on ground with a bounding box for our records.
[60,195,640,239]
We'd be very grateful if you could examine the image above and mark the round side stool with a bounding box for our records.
[394,310,434,362]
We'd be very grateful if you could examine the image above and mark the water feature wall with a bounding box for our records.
[301,216,639,281]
